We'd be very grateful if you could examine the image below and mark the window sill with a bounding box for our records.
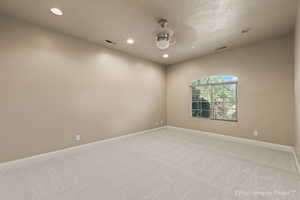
[191,116,238,122]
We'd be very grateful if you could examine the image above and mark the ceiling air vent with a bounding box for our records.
[215,46,228,52]
[105,40,117,45]
[241,28,251,34]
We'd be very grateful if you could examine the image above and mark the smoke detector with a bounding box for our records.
[155,18,176,50]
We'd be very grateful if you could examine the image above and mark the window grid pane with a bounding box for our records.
[192,82,237,121]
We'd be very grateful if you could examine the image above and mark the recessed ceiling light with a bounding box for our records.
[127,38,135,44]
[163,54,169,58]
[50,8,63,16]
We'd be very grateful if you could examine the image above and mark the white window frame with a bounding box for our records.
[190,79,238,122]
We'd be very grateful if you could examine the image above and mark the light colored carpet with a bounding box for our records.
[0,128,299,199]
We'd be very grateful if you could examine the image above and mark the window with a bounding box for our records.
[191,75,238,121]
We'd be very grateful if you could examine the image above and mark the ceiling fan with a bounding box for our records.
[155,18,176,50]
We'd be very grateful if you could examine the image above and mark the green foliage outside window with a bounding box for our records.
[192,76,238,121]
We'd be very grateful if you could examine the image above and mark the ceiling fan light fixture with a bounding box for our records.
[157,41,169,50]
[155,18,175,50]
[156,32,170,49]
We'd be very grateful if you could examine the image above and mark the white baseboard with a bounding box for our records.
[166,126,294,152]
[2,125,298,175]
[0,126,167,171]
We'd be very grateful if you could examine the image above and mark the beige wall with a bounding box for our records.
[295,1,300,161]
[167,35,295,145]
[0,14,296,163]
[0,16,166,163]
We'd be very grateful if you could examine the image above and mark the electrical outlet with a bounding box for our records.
[75,134,81,141]
[253,130,259,137]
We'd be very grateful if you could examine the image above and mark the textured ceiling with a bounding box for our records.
[0,0,297,65]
